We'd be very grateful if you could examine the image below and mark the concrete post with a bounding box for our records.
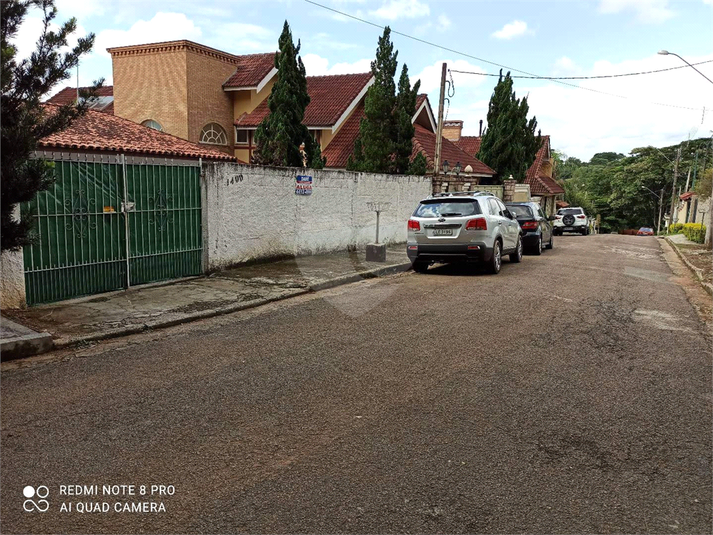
[503,175,516,202]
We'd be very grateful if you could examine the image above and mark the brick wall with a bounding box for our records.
[442,121,463,142]
[186,50,237,155]
[112,49,189,138]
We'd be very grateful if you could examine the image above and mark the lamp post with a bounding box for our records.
[641,185,664,235]
[658,50,713,86]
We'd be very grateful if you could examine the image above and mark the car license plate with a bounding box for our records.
[432,229,453,236]
[565,227,574,231]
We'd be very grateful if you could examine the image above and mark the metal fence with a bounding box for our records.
[23,152,202,305]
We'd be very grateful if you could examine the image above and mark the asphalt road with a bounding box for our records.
[2,234,711,534]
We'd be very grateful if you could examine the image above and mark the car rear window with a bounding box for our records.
[557,208,584,215]
[507,205,533,218]
[414,199,482,218]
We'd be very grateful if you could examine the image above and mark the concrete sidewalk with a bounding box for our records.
[665,234,712,295]
[3,245,411,349]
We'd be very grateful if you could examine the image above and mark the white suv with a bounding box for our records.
[406,192,523,274]
[553,207,589,235]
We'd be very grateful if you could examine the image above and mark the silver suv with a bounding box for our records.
[407,192,523,274]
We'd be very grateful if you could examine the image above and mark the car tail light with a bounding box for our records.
[555,215,563,219]
[408,219,421,231]
[465,217,487,231]
[576,215,586,219]
[521,221,538,230]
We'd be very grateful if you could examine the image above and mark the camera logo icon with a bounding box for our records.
[23,485,49,512]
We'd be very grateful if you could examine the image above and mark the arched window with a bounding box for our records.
[200,123,227,145]
[141,119,163,131]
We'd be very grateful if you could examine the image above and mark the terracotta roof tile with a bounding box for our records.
[236,72,373,128]
[322,103,363,168]
[455,136,482,158]
[223,53,276,88]
[524,136,563,195]
[39,106,235,161]
[47,85,115,113]
[412,125,495,176]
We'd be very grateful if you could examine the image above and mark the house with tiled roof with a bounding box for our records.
[47,85,115,114]
[454,124,564,215]
[321,93,495,188]
[38,106,236,161]
[99,39,377,165]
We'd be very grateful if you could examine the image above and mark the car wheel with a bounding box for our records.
[509,236,523,263]
[546,233,554,249]
[533,235,542,255]
[581,227,587,235]
[487,240,502,274]
[412,261,429,273]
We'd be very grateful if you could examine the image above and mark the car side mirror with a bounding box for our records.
[504,210,514,219]
[548,215,556,221]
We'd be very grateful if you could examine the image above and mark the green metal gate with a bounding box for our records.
[23,153,203,305]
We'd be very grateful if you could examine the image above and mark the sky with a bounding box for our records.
[13,0,713,161]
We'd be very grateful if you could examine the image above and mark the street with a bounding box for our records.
[1,234,711,534]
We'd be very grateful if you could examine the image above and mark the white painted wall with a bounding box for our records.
[1,249,26,309]
[202,163,432,269]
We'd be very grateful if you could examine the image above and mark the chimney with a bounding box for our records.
[479,120,483,137]
[442,120,463,142]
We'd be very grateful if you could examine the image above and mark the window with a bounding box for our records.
[235,129,249,145]
[557,208,584,216]
[200,123,227,145]
[508,205,533,218]
[141,119,163,131]
[488,199,500,215]
[413,199,482,218]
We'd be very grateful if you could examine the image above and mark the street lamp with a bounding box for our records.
[641,185,665,236]
[658,50,713,85]
[442,160,450,174]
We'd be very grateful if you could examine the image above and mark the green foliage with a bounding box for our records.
[552,150,584,181]
[477,70,541,183]
[1,0,100,251]
[253,21,320,168]
[694,168,711,199]
[669,223,684,234]
[589,152,625,166]
[408,152,427,175]
[348,27,420,174]
[680,222,706,243]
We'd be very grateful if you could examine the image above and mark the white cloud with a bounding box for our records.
[55,0,105,21]
[553,56,583,76]
[371,0,430,20]
[302,54,371,76]
[13,7,88,61]
[437,14,452,31]
[598,0,675,23]
[94,12,202,58]
[203,22,273,53]
[492,20,530,39]
[414,13,452,35]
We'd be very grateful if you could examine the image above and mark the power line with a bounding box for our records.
[305,0,711,112]
[451,61,713,80]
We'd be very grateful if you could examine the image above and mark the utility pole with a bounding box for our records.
[434,62,447,180]
[657,188,664,236]
[669,146,681,230]
[705,133,713,247]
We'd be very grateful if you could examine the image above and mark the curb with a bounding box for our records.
[52,261,412,350]
[0,317,54,361]
[665,237,713,296]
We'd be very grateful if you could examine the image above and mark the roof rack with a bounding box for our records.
[428,191,495,199]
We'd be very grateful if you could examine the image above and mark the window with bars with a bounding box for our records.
[200,123,227,145]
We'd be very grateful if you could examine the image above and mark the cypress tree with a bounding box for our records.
[1,0,100,251]
[477,70,541,183]
[347,27,398,173]
[253,21,323,168]
[394,64,420,174]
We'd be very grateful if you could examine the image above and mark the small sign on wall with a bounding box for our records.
[295,175,313,196]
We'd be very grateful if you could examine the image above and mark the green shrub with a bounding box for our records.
[681,223,706,244]
[669,223,684,234]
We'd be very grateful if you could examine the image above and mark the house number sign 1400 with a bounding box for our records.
[226,174,243,186]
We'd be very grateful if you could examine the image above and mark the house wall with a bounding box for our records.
[231,79,275,162]
[112,48,189,138]
[202,163,432,269]
[0,250,25,309]
[186,50,238,154]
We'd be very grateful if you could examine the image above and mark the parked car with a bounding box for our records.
[406,191,523,274]
[505,201,554,254]
[553,207,589,235]
[637,227,654,236]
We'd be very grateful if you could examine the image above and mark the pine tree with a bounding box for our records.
[1,0,100,251]
[477,70,541,183]
[409,152,427,175]
[394,64,420,174]
[253,21,321,168]
[347,27,398,173]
